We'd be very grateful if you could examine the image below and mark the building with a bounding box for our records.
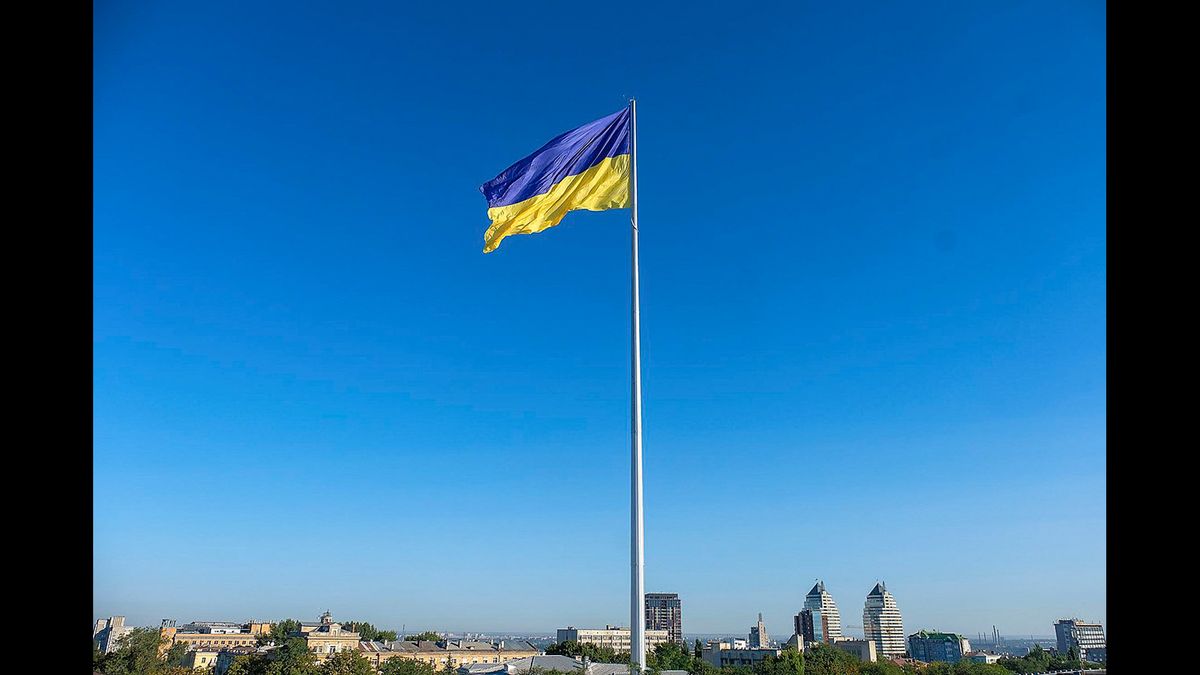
[749,613,769,648]
[700,642,780,669]
[793,610,814,644]
[645,593,684,646]
[862,582,905,659]
[1054,619,1106,663]
[832,639,877,663]
[292,611,360,662]
[162,621,260,652]
[459,655,647,675]
[214,646,271,675]
[907,630,971,664]
[93,616,133,654]
[965,652,1002,664]
[556,626,669,654]
[801,581,843,643]
[181,648,221,670]
[359,639,541,670]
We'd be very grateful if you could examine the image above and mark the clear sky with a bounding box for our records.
[94,1,1105,637]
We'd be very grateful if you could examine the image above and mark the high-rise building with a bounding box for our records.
[749,613,769,648]
[862,582,905,659]
[908,630,971,663]
[93,616,133,654]
[645,593,684,646]
[802,581,843,643]
[1054,619,1106,663]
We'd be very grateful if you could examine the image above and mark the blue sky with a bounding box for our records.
[94,1,1105,637]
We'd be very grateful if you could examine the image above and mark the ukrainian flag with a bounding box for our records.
[480,107,631,253]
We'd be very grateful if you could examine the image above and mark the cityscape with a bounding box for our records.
[93,585,1106,674]
[93,3,1105,675]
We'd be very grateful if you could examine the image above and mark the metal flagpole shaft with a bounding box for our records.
[629,97,646,672]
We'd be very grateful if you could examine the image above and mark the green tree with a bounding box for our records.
[95,627,174,675]
[406,632,443,642]
[263,620,304,646]
[265,637,319,675]
[226,654,271,675]
[800,643,861,675]
[650,642,695,671]
[751,648,804,675]
[694,640,704,660]
[341,621,399,643]
[546,640,626,663]
[859,662,906,675]
[320,650,375,675]
[381,659,439,675]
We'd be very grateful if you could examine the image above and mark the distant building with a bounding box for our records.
[907,630,971,664]
[832,639,877,663]
[784,634,804,651]
[645,593,684,646]
[214,646,271,675]
[965,651,1002,664]
[801,581,843,643]
[360,639,540,670]
[862,582,905,659]
[557,626,669,654]
[793,610,815,644]
[700,642,780,669]
[459,655,641,675]
[291,611,360,662]
[161,618,261,653]
[749,613,769,648]
[1054,619,1106,663]
[181,648,221,670]
[93,616,134,654]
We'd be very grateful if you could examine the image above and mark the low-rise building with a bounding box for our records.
[215,646,268,675]
[700,642,781,669]
[359,639,540,670]
[160,618,272,653]
[459,655,637,675]
[907,630,971,664]
[181,648,221,671]
[556,626,669,654]
[831,639,877,662]
[965,651,1002,664]
[292,611,360,662]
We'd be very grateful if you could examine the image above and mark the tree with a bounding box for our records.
[694,640,703,660]
[94,627,175,675]
[263,620,304,646]
[320,650,375,675]
[265,638,319,675]
[649,642,694,671]
[546,640,626,664]
[226,654,271,675]
[800,643,861,675]
[751,648,804,675]
[381,659,439,675]
[406,632,443,642]
[342,621,399,643]
[859,662,907,675]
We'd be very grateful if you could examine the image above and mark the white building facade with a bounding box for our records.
[863,582,905,659]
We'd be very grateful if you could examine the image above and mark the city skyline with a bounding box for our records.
[94,0,1105,640]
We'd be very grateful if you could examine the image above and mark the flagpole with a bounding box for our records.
[629,97,646,672]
